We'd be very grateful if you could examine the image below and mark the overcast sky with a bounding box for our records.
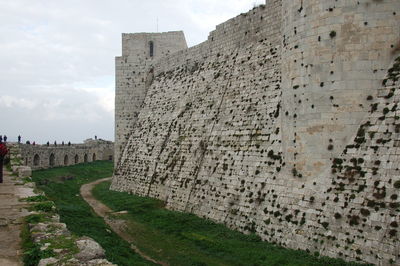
[0,0,265,144]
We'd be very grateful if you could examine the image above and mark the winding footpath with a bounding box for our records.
[0,170,36,266]
[80,177,168,266]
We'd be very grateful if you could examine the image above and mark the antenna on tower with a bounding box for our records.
[157,18,159,32]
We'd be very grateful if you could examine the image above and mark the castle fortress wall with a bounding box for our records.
[281,0,400,180]
[153,0,282,76]
[20,140,114,170]
[112,0,400,264]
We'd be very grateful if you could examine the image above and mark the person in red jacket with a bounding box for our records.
[0,143,8,183]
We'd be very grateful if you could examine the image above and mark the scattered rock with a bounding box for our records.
[18,166,32,178]
[114,210,128,214]
[30,222,48,232]
[86,259,117,265]
[38,257,58,266]
[40,243,51,251]
[75,237,106,261]
[24,182,36,188]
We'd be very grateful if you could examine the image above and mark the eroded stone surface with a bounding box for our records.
[38,257,58,266]
[75,237,105,262]
[112,0,400,264]
[17,166,31,178]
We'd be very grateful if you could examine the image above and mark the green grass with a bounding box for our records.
[31,161,152,266]
[92,181,365,266]
[32,161,366,266]
[22,195,48,202]
[29,201,55,213]
[21,219,42,266]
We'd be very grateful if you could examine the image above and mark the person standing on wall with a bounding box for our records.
[3,135,7,142]
[18,135,21,143]
[0,142,8,183]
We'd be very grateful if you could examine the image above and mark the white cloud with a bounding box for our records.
[75,86,115,113]
[98,94,115,113]
[0,95,38,110]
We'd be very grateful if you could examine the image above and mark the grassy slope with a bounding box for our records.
[93,181,366,266]
[32,161,152,266]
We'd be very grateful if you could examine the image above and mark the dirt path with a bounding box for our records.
[80,177,168,266]
[0,170,36,266]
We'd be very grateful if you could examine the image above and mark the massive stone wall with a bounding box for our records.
[281,0,400,180]
[20,139,114,170]
[112,0,400,264]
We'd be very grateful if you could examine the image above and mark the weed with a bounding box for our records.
[23,195,48,202]
[30,201,55,213]
[21,218,54,265]
[25,214,50,224]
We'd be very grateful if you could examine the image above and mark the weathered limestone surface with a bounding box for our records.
[112,0,400,264]
[114,32,188,165]
[19,139,114,170]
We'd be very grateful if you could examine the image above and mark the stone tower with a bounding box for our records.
[115,31,187,165]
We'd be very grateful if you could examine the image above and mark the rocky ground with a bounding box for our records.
[0,170,36,265]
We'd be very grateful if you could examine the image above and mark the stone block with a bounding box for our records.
[18,166,32,178]
[75,237,105,261]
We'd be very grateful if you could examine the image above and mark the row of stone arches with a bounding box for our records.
[33,153,96,167]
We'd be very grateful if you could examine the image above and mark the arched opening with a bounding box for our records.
[64,155,69,166]
[33,154,40,166]
[49,154,55,167]
[25,158,28,165]
[84,154,88,163]
[108,155,113,161]
[149,41,154,57]
[92,153,96,161]
[74,155,79,164]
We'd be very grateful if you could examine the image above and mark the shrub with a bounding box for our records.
[24,195,48,202]
[31,202,55,213]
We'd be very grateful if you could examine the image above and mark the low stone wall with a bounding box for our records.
[19,139,114,170]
